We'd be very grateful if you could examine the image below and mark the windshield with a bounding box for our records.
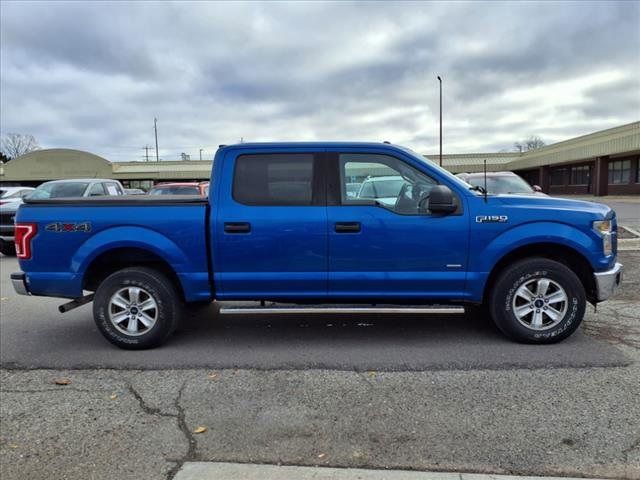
[149,185,200,195]
[31,182,89,199]
[467,175,534,194]
[397,146,476,192]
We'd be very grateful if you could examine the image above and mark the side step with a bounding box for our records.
[219,305,465,315]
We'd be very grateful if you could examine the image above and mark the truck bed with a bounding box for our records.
[17,195,211,301]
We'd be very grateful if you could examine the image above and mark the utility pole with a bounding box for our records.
[154,117,159,162]
[143,145,150,162]
[437,75,442,167]
[199,148,203,161]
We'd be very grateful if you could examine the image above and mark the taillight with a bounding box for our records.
[14,223,37,259]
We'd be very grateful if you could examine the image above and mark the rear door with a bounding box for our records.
[214,149,327,299]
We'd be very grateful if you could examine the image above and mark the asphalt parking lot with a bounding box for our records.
[1,251,639,480]
[0,253,630,371]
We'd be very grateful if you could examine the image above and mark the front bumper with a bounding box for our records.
[594,262,623,302]
[11,272,30,296]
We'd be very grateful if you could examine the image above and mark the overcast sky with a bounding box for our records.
[1,1,639,161]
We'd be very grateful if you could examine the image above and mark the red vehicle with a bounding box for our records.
[148,182,209,196]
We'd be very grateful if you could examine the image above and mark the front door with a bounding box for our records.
[327,151,469,300]
[215,151,327,299]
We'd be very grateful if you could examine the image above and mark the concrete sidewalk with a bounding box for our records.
[174,462,605,480]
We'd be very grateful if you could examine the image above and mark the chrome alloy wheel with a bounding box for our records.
[108,287,158,336]
[511,278,568,331]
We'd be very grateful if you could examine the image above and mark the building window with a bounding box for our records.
[608,159,631,184]
[550,168,566,186]
[570,165,590,186]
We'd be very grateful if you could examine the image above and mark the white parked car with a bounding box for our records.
[356,175,406,207]
[0,186,35,206]
[29,179,125,199]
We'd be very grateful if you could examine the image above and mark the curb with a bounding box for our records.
[173,462,606,480]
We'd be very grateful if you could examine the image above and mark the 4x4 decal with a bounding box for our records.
[45,222,92,233]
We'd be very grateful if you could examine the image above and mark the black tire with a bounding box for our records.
[93,267,181,349]
[0,240,16,256]
[489,258,586,343]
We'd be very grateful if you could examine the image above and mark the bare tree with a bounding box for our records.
[514,135,545,153]
[1,133,40,159]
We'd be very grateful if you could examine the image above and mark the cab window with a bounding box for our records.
[233,154,315,205]
[340,153,437,215]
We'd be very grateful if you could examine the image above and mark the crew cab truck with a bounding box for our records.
[11,142,623,349]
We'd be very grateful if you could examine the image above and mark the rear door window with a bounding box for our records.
[88,183,107,196]
[105,183,122,195]
[233,154,315,205]
[48,182,89,197]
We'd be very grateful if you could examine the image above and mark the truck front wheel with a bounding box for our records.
[489,258,586,343]
[93,267,181,349]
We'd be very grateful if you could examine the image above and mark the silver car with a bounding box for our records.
[29,179,125,199]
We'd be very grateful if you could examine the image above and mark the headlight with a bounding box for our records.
[593,220,611,235]
[593,220,613,255]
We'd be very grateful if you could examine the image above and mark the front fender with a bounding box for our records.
[467,221,605,301]
[481,222,601,271]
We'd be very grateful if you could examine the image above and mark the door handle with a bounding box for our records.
[335,222,361,233]
[224,222,251,233]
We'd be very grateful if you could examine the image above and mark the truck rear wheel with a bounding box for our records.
[93,267,181,349]
[489,258,586,343]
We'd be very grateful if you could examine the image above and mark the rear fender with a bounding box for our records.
[70,226,199,299]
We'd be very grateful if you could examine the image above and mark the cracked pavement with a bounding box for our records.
[1,251,639,479]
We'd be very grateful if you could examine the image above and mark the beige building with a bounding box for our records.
[1,121,639,196]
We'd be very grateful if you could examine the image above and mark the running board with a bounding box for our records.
[219,306,465,315]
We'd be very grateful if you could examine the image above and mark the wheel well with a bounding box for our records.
[483,243,597,304]
[82,247,185,301]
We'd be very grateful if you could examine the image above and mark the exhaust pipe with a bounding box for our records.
[59,293,94,313]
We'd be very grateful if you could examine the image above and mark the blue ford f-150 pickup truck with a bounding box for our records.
[12,142,623,349]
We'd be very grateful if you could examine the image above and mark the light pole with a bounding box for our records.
[154,117,159,162]
[437,75,442,167]
[199,148,203,161]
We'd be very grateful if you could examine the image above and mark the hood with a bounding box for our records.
[495,194,612,219]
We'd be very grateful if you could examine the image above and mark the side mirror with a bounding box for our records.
[532,185,543,192]
[428,185,457,214]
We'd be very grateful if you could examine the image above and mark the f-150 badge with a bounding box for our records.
[476,215,508,223]
[45,222,92,233]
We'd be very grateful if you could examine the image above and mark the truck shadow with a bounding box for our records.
[1,298,628,371]
[178,303,501,344]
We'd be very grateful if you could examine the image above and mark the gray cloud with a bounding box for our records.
[1,0,638,160]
